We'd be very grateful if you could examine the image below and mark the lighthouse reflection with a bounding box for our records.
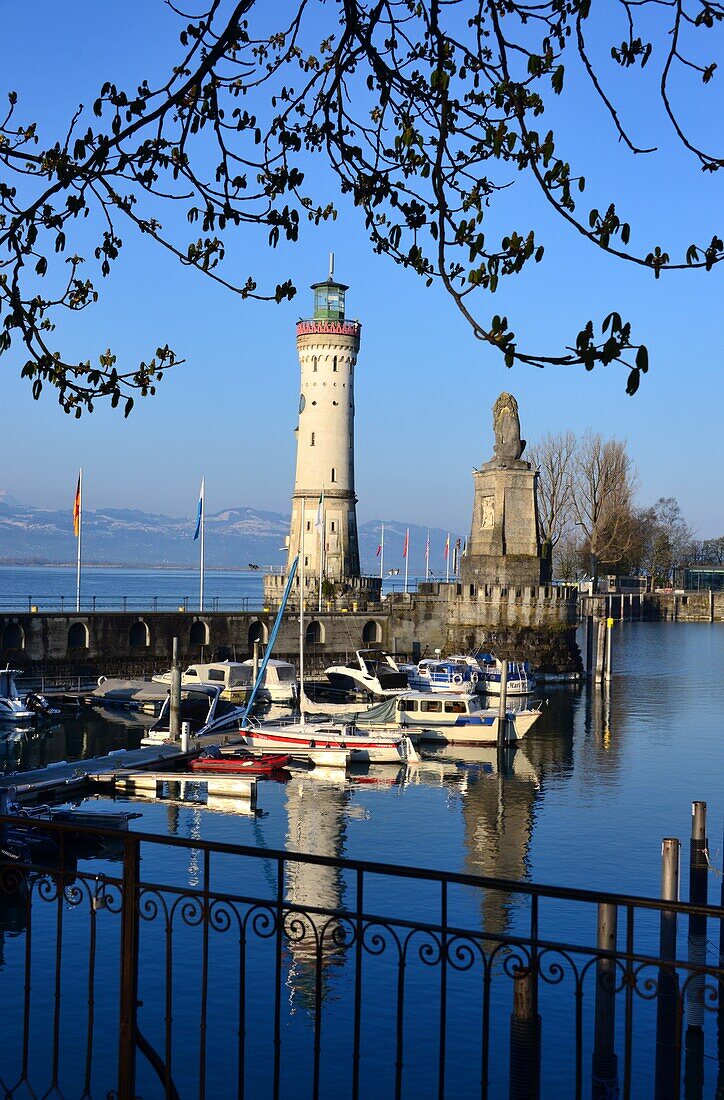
[283,772,350,1013]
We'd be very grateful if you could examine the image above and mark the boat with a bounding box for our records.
[241,555,417,766]
[448,654,538,696]
[352,691,542,744]
[190,751,291,776]
[140,686,246,748]
[324,649,409,697]
[238,715,418,764]
[153,658,297,704]
[404,658,476,695]
[0,664,48,726]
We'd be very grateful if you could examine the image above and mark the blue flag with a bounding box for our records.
[193,481,203,540]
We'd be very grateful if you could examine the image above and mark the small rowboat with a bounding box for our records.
[189,753,291,776]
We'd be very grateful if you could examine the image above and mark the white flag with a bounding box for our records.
[314,490,324,534]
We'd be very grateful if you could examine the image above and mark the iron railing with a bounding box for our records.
[0,595,254,613]
[0,815,722,1098]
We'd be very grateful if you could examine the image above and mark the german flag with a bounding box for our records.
[73,474,81,537]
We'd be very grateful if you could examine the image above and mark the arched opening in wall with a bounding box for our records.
[68,622,89,651]
[129,620,150,648]
[305,620,325,647]
[2,623,24,651]
[362,620,382,646]
[333,355,338,372]
[248,620,269,648]
[189,620,209,648]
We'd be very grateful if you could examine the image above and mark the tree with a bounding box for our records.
[634,497,694,585]
[528,431,576,551]
[2,1,724,415]
[570,433,637,578]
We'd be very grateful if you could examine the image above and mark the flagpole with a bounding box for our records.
[379,522,385,580]
[199,477,205,612]
[76,467,83,613]
[425,529,430,580]
[446,532,450,583]
[318,491,324,613]
[404,527,409,594]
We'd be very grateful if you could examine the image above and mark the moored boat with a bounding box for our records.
[190,752,291,775]
[448,654,538,696]
[140,686,246,748]
[238,716,418,765]
[324,649,409,697]
[353,690,542,744]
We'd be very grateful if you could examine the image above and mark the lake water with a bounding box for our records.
[1,621,723,1096]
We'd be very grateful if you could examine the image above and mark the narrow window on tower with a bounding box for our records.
[311,432,315,447]
[331,521,336,533]
[313,356,318,372]
[331,468,336,483]
[333,356,338,372]
[306,521,311,532]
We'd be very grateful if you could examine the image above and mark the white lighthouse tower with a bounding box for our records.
[265,257,381,608]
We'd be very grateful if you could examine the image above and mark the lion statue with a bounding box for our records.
[492,393,525,462]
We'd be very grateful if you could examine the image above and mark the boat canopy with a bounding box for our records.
[355,695,399,728]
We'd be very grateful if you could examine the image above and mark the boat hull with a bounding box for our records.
[238,726,410,764]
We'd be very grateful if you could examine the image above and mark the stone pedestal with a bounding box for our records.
[461,458,550,587]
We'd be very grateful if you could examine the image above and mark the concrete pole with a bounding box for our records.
[169,636,181,741]
[592,903,618,1099]
[655,838,681,1100]
[508,967,541,1100]
[497,659,509,755]
[604,618,613,684]
[685,803,707,1099]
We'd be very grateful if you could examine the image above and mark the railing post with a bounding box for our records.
[592,903,618,1099]
[508,967,541,1100]
[118,833,140,1100]
[170,637,181,741]
[655,838,681,1100]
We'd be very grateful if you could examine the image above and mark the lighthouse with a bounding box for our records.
[265,257,381,608]
[286,255,360,582]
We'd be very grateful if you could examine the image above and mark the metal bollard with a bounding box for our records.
[180,721,191,754]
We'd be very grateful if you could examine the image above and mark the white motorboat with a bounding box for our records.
[448,654,538,696]
[404,658,476,695]
[353,691,542,745]
[152,659,296,703]
[140,686,246,748]
[238,716,418,765]
[0,668,42,724]
[324,649,409,697]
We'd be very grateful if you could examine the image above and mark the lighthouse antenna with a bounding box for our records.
[329,252,334,281]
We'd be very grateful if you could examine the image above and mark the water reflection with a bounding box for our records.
[283,774,349,1012]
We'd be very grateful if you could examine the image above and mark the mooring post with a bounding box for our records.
[710,589,715,624]
[508,967,541,1100]
[685,802,707,1100]
[717,816,724,1099]
[169,636,181,741]
[604,616,613,683]
[252,637,261,685]
[592,902,618,1100]
[497,659,509,757]
[585,616,594,679]
[595,620,606,684]
[655,838,681,1100]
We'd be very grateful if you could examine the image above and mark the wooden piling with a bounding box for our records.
[508,967,541,1100]
[595,620,606,683]
[497,659,509,757]
[585,616,594,679]
[655,838,681,1100]
[169,636,181,741]
[592,903,618,1099]
[685,802,707,1099]
[604,618,613,684]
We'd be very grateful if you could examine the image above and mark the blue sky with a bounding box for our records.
[2,2,723,538]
